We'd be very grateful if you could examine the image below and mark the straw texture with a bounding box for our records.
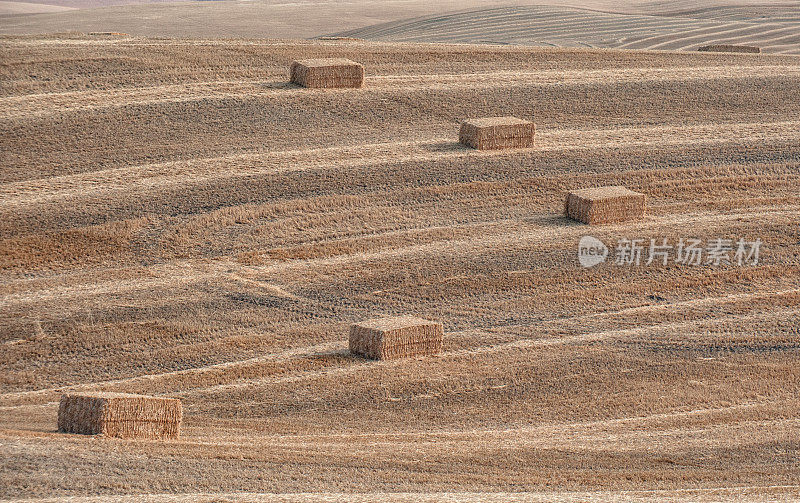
[349,316,444,360]
[459,116,535,150]
[698,45,760,53]
[58,392,182,439]
[565,186,646,225]
[290,58,364,88]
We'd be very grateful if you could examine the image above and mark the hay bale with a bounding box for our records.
[565,186,646,225]
[349,316,443,360]
[290,58,364,88]
[58,392,182,440]
[459,116,535,150]
[698,44,760,53]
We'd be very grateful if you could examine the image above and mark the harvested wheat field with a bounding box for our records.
[1,35,799,502]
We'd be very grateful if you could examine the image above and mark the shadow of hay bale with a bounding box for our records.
[426,141,471,153]
[258,81,302,90]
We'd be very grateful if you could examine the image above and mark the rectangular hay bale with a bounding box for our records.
[290,58,364,88]
[58,392,182,440]
[459,116,535,150]
[565,186,646,225]
[698,44,760,53]
[349,316,444,360]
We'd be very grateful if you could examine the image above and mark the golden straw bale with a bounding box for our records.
[58,392,182,440]
[565,186,646,225]
[290,58,364,88]
[459,116,535,150]
[349,316,444,360]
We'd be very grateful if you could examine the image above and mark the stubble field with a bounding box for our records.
[0,36,799,501]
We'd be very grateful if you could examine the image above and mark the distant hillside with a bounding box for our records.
[0,0,74,14]
[0,0,190,10]
[0,0,535,38]
[333,4,800,54]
